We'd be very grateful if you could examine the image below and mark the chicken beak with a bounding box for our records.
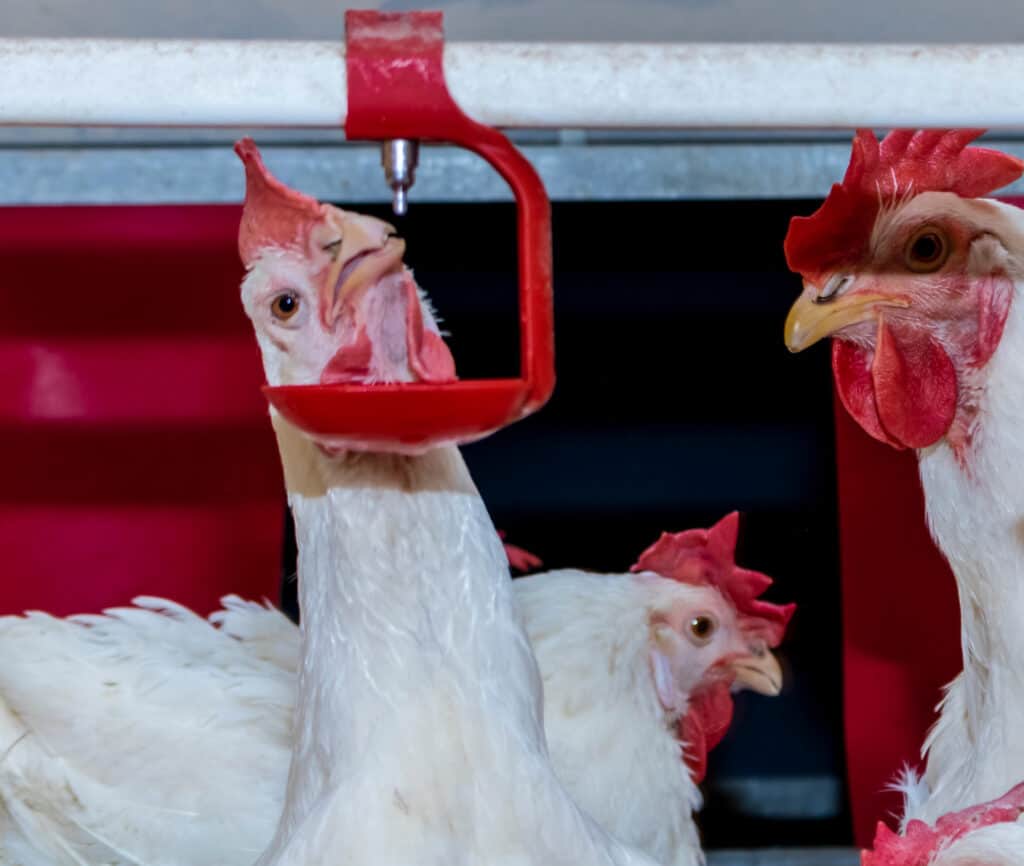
[320,218,404,323]
[728,648,784,697]
[338,237,406,302]
[784,285,909,353]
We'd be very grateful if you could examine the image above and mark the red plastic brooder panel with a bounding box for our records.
[0,205,283,617]
[836,398,962,846]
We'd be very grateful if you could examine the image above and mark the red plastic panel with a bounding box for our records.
[0,339,265,425]
[0,205,283,617]
[835,396,962,846]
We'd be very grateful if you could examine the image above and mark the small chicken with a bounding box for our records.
[518,512,793,863]
[0,514,791,866]
[782,129,1024,824]
[862,782,1024,866]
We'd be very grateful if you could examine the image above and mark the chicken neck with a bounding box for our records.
[267,415,546,820]
[256,419,654,866]
[913,290,1024,821]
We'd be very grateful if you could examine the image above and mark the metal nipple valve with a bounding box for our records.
[381,139,420,216]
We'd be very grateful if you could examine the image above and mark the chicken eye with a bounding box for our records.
[905,227,950,273]
[814,274,851,304]
[271,292,300,321]
[688,615,717,644]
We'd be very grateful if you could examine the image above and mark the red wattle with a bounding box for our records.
[833,340,902,449]
[404,277,457,383]
[871,319,957,450]
[679,682,735,784]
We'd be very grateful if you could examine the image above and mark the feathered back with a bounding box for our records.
[784,129,1024,280]
[235,138,325,267]
[630,511,795,645]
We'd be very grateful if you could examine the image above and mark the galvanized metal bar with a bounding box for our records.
[3,138,1024,205]
[2,40,1024,129]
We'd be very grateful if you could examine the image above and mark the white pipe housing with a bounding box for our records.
[1,40,1024,129]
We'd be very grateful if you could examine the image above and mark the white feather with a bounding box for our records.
[890,765,930,830]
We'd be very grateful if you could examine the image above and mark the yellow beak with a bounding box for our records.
[729,649,783,697]
[320,233,406,327]
[336,237,406,302]
[784,289,909,353]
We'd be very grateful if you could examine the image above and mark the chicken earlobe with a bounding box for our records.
[650,641,687,715]
[971,270,1014,369]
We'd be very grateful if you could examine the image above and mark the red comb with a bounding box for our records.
[862,781,1024,866]
[631,512,795,646]
[785,129,1024,279]
[235,138,326,267]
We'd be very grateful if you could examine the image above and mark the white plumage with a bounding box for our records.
[0,563,784,866]
[0,598,292,865]
[908,264,1024,823]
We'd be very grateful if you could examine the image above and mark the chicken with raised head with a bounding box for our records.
[0,137,644,866]
[0,140,794,866]
[782,129,1024,824]
[862,782,1024,866]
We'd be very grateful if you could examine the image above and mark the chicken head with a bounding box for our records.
[783,130,1024,452]
[235,138,455,399]
[632,511,795,781]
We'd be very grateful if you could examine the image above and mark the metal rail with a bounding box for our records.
[2,40,1024,129]
[4,137,1023,205]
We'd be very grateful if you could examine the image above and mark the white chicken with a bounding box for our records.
[519,514,793,861]
[782,129,1024,825]
[0,140,791,866]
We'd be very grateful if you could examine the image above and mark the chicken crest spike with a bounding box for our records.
[630,512,795,646]
[235,138,326,268]
[861,781,1024,866]
[785,129,1024,280]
